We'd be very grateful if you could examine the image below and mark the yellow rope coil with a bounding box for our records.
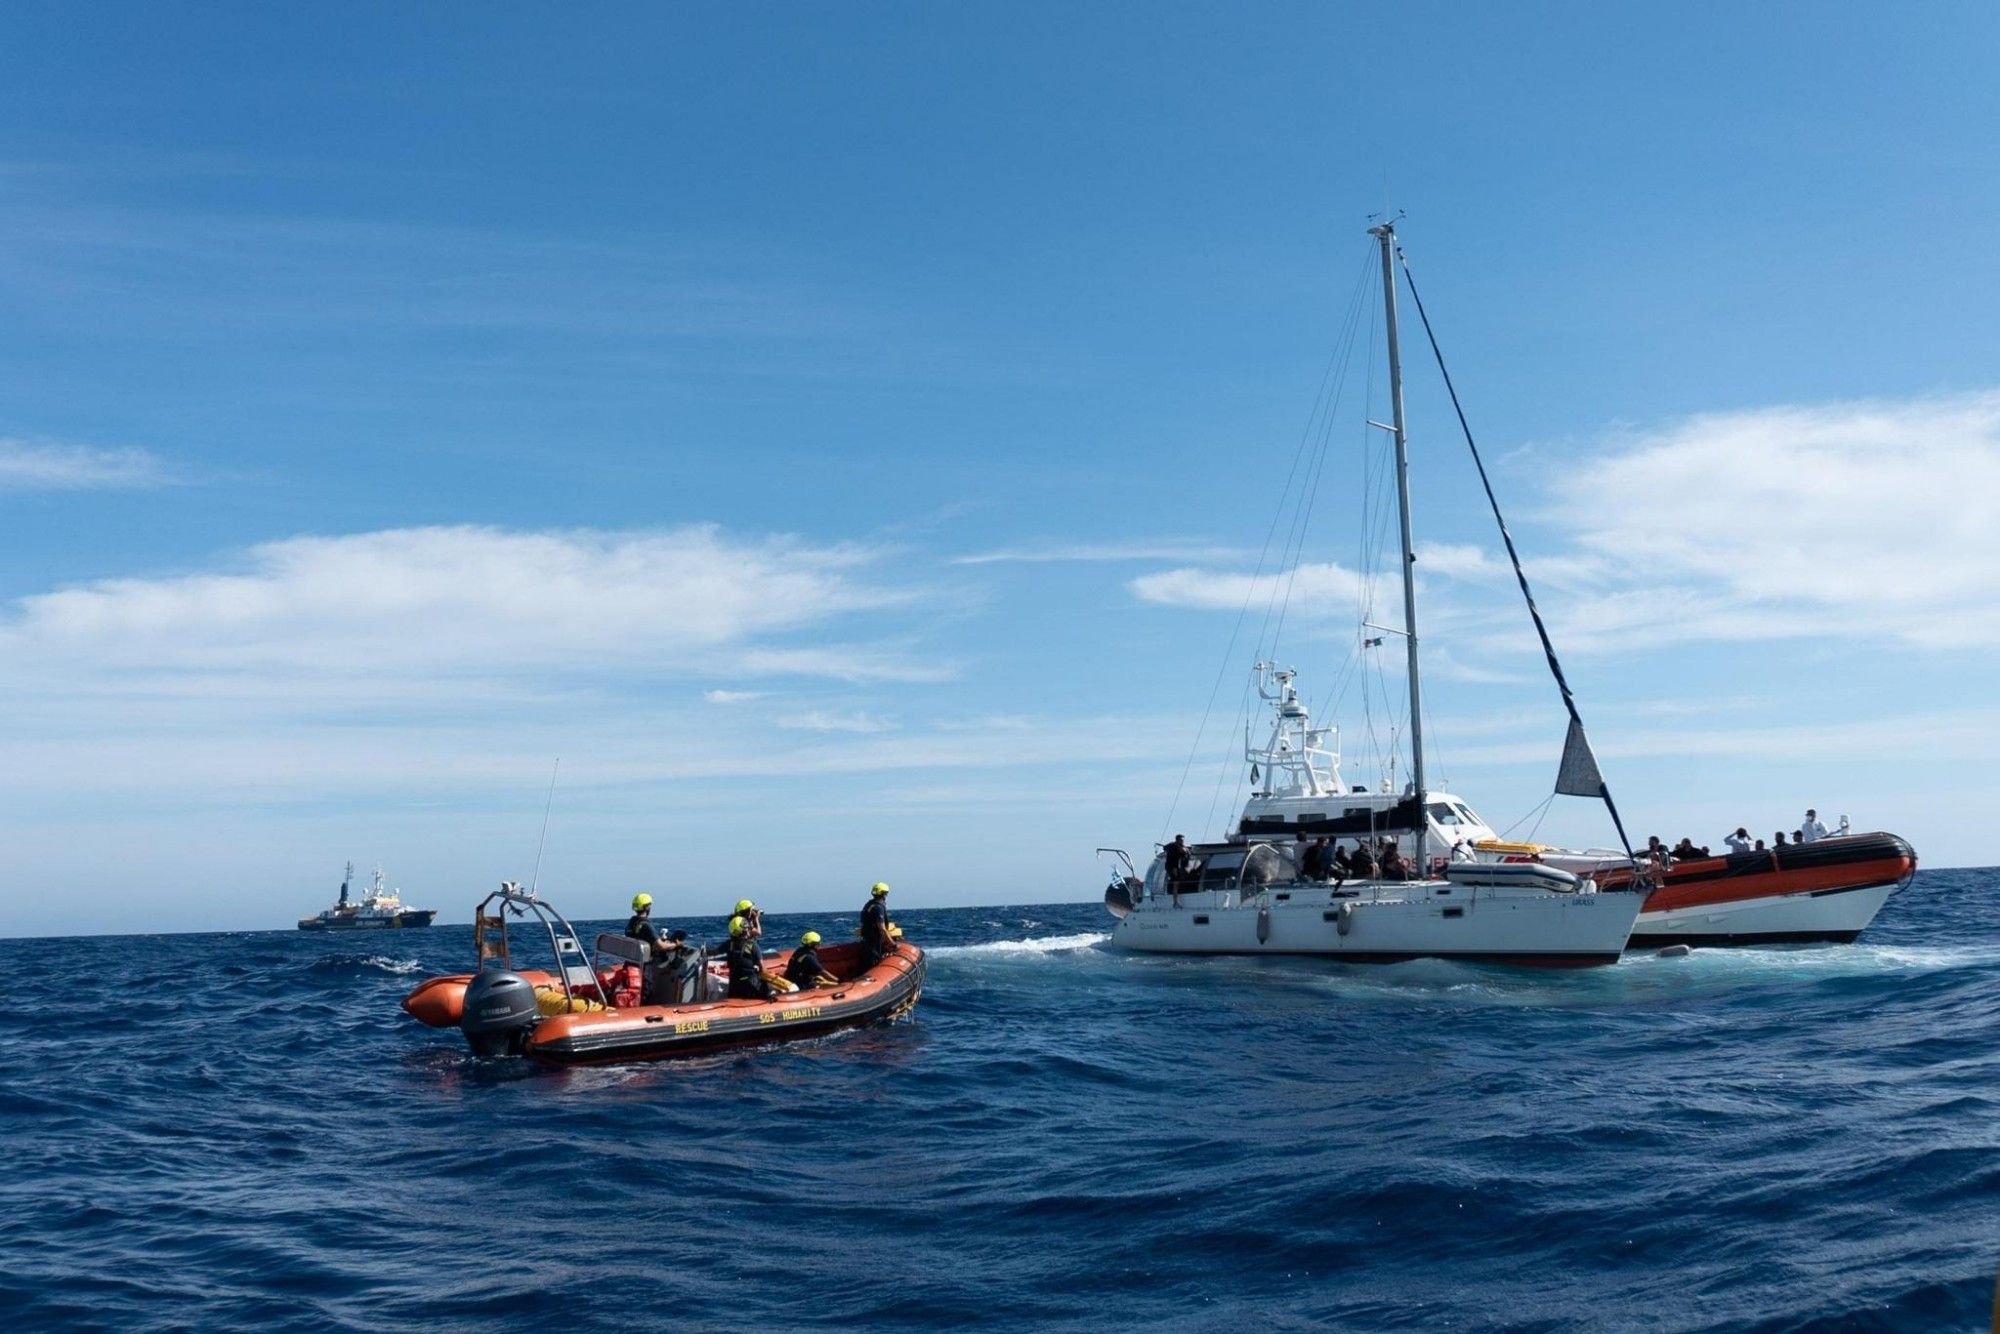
[534,987,603,1016]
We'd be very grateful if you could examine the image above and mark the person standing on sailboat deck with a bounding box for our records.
[1379,841,1411,881]
[1726,828,1753,854]
[1799,810,1830,843]
[1163,836,1192,897]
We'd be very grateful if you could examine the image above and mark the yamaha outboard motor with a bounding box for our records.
[459,966,540,1058]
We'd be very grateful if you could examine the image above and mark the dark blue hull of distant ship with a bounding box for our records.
[298,910,437,931]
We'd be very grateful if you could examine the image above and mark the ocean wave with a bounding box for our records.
[305,953,425,977]
[0,869,1993,1332]
[928,931,1109,957]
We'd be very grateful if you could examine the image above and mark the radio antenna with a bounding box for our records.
[528,758,561,895]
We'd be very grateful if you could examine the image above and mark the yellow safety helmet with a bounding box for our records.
[632,893,653,911]
[800,930,822,946]
[871,882,889,897]
[728,915,748,938]
[735,899,756,914]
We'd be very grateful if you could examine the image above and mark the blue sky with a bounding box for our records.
[2,3,1996,935]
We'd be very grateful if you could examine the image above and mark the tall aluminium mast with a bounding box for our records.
[1370,219,1428,873]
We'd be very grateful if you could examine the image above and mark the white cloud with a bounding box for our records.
[0,523,910,678]
[954,540,1250,566]
[776,710,898,734]
[703,689,766,704]
[0,438,167,490]
[1413,542,1503,581]
[1552,391,2000,648]
[1129,393,2000,653]
[1130,560,1370,612]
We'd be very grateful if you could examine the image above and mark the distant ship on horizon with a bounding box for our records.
[298,862,437,931]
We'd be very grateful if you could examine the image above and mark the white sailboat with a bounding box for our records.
[1103,221,1645,967]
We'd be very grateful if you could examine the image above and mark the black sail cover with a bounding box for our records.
[1554,717,1606,799]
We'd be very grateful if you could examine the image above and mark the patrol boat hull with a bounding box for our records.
[1491,832,1920,946]
[1611,833,1917,947]
[299,909,437,930]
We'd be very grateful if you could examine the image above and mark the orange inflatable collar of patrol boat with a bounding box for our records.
[403,884,924,1067]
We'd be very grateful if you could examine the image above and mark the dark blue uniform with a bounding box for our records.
[725,936,774,1000]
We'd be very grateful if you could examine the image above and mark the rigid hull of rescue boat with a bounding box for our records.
[401,884,924,1067]
[1109,873,1643,967]
[525,943,924,1067]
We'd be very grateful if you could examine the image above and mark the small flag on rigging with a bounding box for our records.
[1364,636,1383,648]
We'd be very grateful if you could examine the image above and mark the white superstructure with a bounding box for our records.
[1104,222,1643,966]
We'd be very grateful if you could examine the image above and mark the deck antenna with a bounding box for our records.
[528,757,561,896]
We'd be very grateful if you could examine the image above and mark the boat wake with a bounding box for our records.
[930,932,1109,958]
[309,953,425,978]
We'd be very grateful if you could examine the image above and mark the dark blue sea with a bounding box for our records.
[3,870,1995,1332]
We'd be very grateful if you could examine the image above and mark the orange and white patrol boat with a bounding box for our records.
[1475,832,1917,947]
[403,884,924,1066]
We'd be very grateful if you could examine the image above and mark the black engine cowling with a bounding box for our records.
[460,966,540,1058]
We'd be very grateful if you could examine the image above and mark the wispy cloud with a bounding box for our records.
[703,689,767,705]
[1130,560,1370,611]
[0,523,918,683]
[0,438,168,491]
[955,539,1250,566]
[1129,391,2000,653]
[776,710,898,734]
[1549,390,2000,649]
[1437,706,2000,769]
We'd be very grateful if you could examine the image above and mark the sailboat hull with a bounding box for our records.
[1109,884,1643,968]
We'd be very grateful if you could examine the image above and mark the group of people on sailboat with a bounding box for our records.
[1291,832,1413,882]
[1161,829,1421,898]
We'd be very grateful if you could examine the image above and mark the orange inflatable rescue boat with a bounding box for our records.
[403,884,924,1067]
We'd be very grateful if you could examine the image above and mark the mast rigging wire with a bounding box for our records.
[1391,246,1637,862]
[1159,246,1375,842]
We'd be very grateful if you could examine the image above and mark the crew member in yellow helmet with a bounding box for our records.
[724,915,775,1000]
[860,882,897,967]
[731,897,764,941]
[626,893,672,956]
[784,929,838,989]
